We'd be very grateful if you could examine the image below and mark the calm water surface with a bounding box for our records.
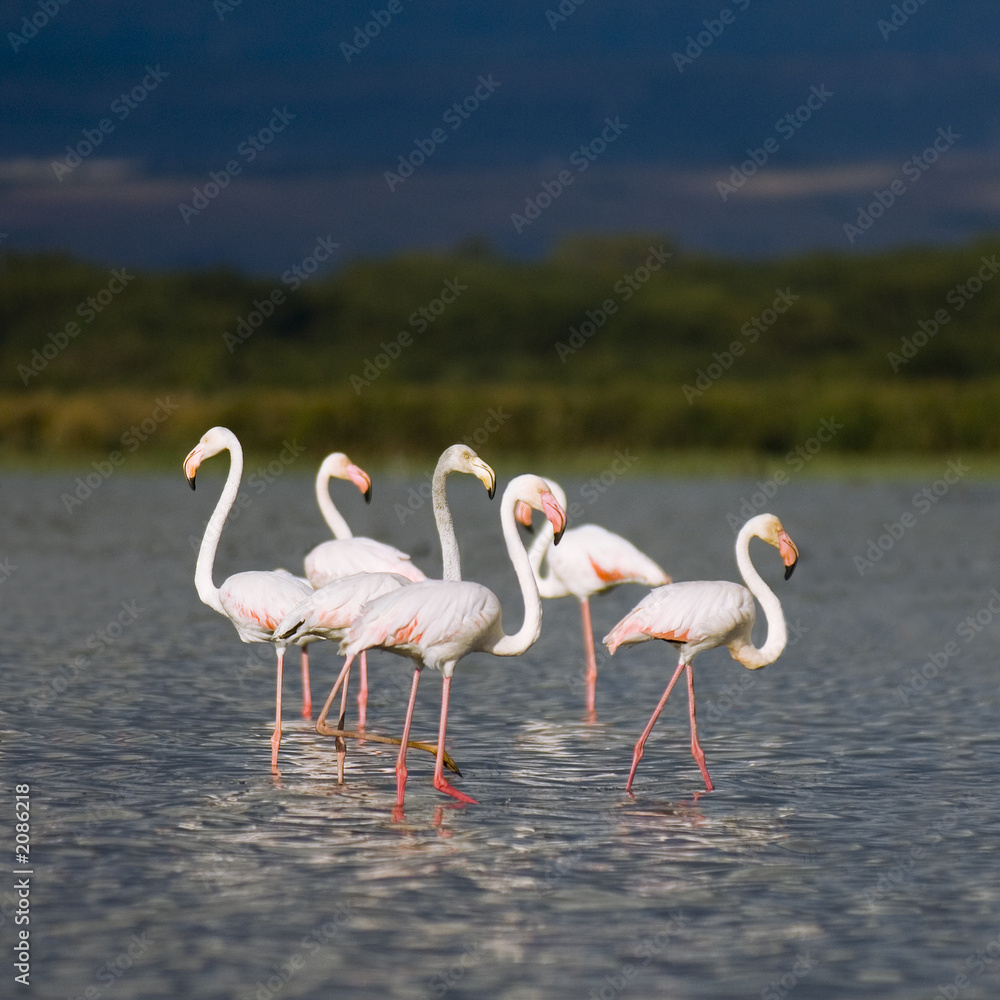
[1,468,998,999]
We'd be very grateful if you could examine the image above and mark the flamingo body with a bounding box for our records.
[604,513,799,793]
[305,538,427,588]
[218,570,314,643]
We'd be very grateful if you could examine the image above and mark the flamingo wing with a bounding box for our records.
[603,580,754,655]
[547,524,670,597]
[342,580,501,672]
[304,538,427,588]
[219,570,314,643]
[274,571,412,644]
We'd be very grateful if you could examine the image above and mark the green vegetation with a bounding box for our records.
[2,236,998,466]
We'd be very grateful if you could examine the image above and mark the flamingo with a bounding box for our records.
[603,513,799,793]
[516,480,671,718]
[184,426,315,771]
[320,474,567,808]
[277,444,497,744]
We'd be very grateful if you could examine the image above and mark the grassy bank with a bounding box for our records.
[2,381,996,476]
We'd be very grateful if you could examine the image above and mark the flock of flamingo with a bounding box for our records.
[184,426,800,808]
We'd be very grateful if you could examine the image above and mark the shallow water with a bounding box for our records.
[1,468,999,999]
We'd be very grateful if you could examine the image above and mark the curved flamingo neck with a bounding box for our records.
[525,480,568,598]
[490,483,544,657]
[432,458,462,582]
[315,460,353,539]
[194,432,243,615]
[734,522,787,669]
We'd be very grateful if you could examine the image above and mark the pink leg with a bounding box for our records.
[271,646,285,772]
[356,650,368,729]
[395,668,421,808]
[300,645,312,720]
[315,656,354,735]
[626,659,686,792]
[580,597,598,717]
[685,663,713,791]
[432,674,477,805]
[335,658,352,784]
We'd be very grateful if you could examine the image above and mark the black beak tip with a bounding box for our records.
[187,476,197,491]
[784,562,796,581]
[553,525,566,545]
[364,485,373,504]
[488,484,496,500]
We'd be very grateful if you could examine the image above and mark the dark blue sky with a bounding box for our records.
[3,1,999,272]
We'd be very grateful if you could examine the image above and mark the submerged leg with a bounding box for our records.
[271,645,285,772]
[580,597,598,718]
[625,659,686,793]
[396,667,421,808]
[685,663,713,791]
[335,660,352,784]
[300,645,312,719]
[432,673,477,805]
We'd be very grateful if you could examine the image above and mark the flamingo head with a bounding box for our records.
[183,426,237,490]
[752,513,799,580]
[439,444,496,499]
[319,452,372,503]
[508,475,567,544]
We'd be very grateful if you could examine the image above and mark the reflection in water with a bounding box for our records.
[1,472,999,998]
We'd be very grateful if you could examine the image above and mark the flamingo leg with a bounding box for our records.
[579,597,598,717]
[335,658,351,784]
[432,673,477,805]
[357,650,368,730]
[315,656,354,736]
[396,667,422,808]
[685,663,713,791]
[625,659,686,793]
[271,645,285,772]
[300,645,312,720]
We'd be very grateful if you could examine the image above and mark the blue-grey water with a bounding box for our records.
[2,466,999,999]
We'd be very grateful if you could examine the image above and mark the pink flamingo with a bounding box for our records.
[184,426,314,771]
[518,479,670,717]
[603,513,799,793]
[321,474,567,807]
[298,444,495,728]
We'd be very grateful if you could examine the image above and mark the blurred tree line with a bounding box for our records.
[1,235,999,460]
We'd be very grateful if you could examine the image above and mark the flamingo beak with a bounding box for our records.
[778,530,799,580]
[514,499,534,531]
[472,458,496,500]
[347,463,373,503]
[541,491,567,545]
[183,445,203,490]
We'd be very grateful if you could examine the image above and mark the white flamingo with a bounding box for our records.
[321,474,567,808]
[290,444,496,731]
[184,426,314,771]
[603,513,799,793]
[518,480,670,717]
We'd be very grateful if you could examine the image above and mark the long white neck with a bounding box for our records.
[489,487,544,657]
[315,462,352,539]
[194,433,243,615]
[733,522,787,669]
[525,480,567,597]
[432,459,462,582]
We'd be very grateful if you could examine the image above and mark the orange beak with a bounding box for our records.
[778,530,799,580]
[514,499,534,529]
[541,491,567,544]
[183,445,203,490]
[347,463,372,503]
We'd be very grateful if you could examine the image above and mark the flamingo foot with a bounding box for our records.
[432,775,478,805]
[270,730,281,772]
[395,763,408,808]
